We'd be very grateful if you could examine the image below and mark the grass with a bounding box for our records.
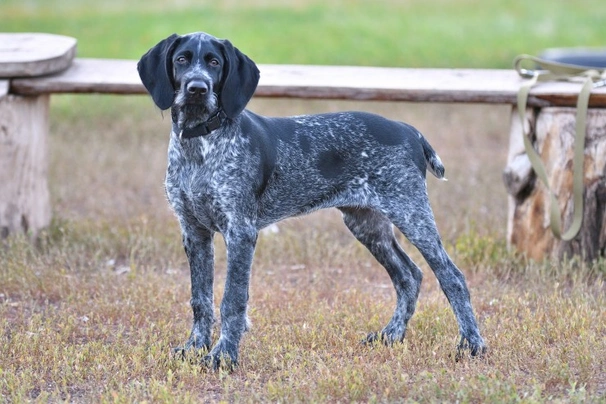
[4,0,606,68]
[1,0,606,402]
[1,95,604,402]
[2,206,605,402]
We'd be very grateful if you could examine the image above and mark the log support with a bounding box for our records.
[0,33,76,239]
[504,107,606,261]
[0,94,52,239]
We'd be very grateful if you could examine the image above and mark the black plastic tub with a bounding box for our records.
[539,47,606,68]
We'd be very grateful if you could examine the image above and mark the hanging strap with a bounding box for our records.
[514,54,606,240]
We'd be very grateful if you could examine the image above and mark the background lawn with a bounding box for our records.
[1,0,605,402]
[4,0,606,67]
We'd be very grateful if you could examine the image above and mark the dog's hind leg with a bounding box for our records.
[339,207,423,345]
[381,196,486,357]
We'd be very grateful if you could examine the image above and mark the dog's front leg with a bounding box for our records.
[174,225,215,357]
[205,226,257,370]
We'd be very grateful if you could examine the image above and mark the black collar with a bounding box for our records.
[173,109,227,140]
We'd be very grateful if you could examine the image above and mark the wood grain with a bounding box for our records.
[0,94,51,239]
[506,107,606,261]
[0,33,77,78]
[0,80,8,100]
[10,58,606,107]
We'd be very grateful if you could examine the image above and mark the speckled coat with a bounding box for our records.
[138,32,485,369]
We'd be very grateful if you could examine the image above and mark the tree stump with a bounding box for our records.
[504,107,606,261]
[0,33,76,239]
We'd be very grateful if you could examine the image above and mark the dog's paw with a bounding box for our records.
[380,323,406,346]
[204,338,238,371]
[362,329,405,347]
[171,345,208,362]
[455,336,487,361]
[172,334,211,361]
[363,321,407,347]
[362,332,381,346]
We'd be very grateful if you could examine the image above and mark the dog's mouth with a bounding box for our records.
[173,90,219,130]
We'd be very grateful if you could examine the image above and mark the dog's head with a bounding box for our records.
[137,32,260,127]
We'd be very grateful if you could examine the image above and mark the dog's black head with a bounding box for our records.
[137,32,260,128]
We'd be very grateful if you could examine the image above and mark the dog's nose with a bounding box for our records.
[186,80,209,95]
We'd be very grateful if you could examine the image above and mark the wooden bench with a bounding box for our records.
[2,33,605,260]
[11,57,606,106]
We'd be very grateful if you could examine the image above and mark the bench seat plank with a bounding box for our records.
[12,59,142,95]
[10,58,606,107]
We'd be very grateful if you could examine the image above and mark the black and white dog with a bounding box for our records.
[138,32,485,369]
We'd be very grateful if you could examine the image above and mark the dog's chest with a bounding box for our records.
[164,135,250,231]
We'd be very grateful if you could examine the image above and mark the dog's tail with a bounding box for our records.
[419,134,447,180]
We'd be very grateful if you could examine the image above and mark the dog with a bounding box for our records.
[137,32,486,369]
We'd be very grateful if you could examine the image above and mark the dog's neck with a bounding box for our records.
[171,109,227,140]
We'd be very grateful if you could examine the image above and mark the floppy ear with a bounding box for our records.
[218,39,260,119]
[137,34,180,110]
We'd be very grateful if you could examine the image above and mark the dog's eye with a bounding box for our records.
[175,56,188,64]
[209,58,220,67]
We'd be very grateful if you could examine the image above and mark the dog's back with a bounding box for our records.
[242,110,446,225]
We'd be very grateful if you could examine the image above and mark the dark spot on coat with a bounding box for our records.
[361,112,406,146]
[317,149,346,179]
[357,112,427,175]
[241,112,278,198]
[299,134,312,154]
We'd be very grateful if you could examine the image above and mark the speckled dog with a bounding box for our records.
[138,32,486,369]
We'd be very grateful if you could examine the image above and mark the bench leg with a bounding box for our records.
[0,94,51,240]
[504,106,606,261]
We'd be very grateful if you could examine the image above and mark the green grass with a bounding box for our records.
[1,0,606,402]
[4,0,606,67]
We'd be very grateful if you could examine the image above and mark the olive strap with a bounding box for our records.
[514,54,606,240]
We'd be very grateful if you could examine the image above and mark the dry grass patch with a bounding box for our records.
[1,218,605,402]
[1,97,605,402]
